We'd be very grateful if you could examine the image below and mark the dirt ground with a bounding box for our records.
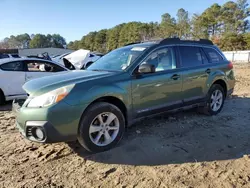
[0,64,250,188]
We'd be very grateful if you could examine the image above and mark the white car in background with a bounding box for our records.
[59,49,102,70]
[51,52,72,62]
[0,58,69,104]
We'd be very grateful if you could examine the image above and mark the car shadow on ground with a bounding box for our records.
[0,101,12,111]
[68,95,250,166]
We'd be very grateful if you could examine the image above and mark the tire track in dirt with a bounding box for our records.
[0,64,250,188]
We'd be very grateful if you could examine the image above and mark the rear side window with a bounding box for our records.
[26,60,65,72]
[0,61,24,71]
[203,48,223,63]
[11,54,20,58]
[179,46,203,68]
[200,48,209,64]
[0,54,9,59]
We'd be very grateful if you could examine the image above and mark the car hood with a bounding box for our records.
[23,70,113,96]
[62,49,90,70]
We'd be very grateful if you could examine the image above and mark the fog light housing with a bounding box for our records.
[32,127,45,141]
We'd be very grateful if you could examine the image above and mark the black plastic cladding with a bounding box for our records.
[158,38,213,45]
[124,42,142,46]
[123,38,213,47]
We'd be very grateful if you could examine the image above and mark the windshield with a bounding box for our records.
[87,46,147,71]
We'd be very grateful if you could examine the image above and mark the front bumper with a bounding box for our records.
[13,99,87,143]
[15,120,76,143]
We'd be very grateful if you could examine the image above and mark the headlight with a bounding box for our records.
[27,84,75,108]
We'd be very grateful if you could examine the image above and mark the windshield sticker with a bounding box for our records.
[131,47,146,51]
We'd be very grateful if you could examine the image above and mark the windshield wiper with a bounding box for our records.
[90,69,106,72]
[90,69,119,72]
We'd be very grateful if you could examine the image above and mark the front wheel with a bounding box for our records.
[200,84,225,115]
[77,102,125,152]
[0,90,5,105]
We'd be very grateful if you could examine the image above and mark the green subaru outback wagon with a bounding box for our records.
[13,38,235,152]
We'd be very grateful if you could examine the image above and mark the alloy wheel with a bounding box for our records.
[210,89,223,112]
[89,112,120,146]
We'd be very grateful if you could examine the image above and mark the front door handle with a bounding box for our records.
[205,69,211,74]
[171,74,180,80]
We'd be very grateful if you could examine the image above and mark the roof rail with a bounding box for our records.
[124,42,141,46]
[199,39,214,45]
[124,39,159,46]
[159,38,213,45]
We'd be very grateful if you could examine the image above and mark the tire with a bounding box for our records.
[200,84,225,116]
[0,89,5,105]
[77,102,125,152]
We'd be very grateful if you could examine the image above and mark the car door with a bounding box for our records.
[24,60,66,81]
[0,61,26,97]
[178,45,210,105]
[132,46,183,118]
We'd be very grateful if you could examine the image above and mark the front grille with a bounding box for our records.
[26,126,33,137]
[13,99,26,110]
[13,100,23,113]
[16,99,26,107]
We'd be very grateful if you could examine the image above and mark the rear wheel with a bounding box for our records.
[77,102,125,152]
[200,84,225,115]
[0,89,5,105]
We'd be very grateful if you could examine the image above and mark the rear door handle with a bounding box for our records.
[205,69,211,74]
[171,74,180,80]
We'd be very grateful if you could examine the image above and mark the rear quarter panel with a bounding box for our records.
[205,61,235,94]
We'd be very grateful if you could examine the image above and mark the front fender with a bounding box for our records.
[83,84,130,106]
[65,82,131,109]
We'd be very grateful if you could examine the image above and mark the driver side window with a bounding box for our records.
[26,61,65,72]
[144,47,176,72]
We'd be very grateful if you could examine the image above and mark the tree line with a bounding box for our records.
[0,34,66,49]
[1,0,250,53]
[68,0,250,53]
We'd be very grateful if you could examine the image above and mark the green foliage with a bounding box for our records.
[191,14,209,39]
[29,34,49,48]
[243,32,250,48]
[67,40,79,50]
[0,34,31,49]
[219,32,246,51]
[200,4,222,36]
[158,13,176,38]
[106,24,123,51]
[94,29,107,53]
[176,8,190,39]
[50,34,66,48]
[79,32,97,51]
[0,34,66,49]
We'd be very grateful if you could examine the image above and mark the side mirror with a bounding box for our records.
[138,63,155,74]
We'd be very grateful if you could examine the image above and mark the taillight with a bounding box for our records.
[228,61,233,69]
